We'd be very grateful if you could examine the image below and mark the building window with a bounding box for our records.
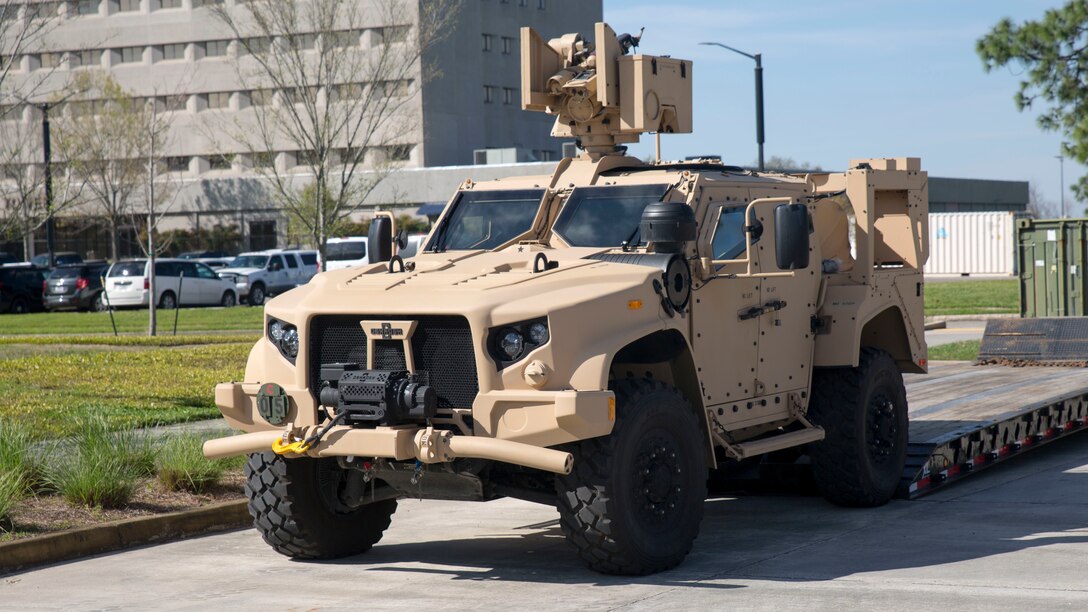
[117,0,139,11]
[160,94,187,112]
[377,26,409,44]
[482,33,492,52]
[72,0,99,16]
[157,0,181,9]
[165,156,190,172]
[70,49,99,68]
[374,80,411,98]
[502,36,513,54]
[291,33,316,51]
[118,46,143,64]
[240,37,271,55]
[538,0,545,8]
[483,85,494,104]
[338,147,364,166]
[208,154,233,170]
[326,30,359,49]
[384,145,412,162]
[333,83,364,101]
[206,92,230,110]
[192,0,223,7]
[252,152,275,169]
[29,2,62,19]
[160,43,186,61]
[202,39,229,58]
[40,53,62,69]
[503,87,514,105]
[248,90,270,107]
[249,220,277,251]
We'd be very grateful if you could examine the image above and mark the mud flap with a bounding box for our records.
[978,318,1088,365]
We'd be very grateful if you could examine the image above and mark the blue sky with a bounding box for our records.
[601,0,1082,212]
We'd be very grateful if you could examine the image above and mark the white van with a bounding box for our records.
[104,259,238,309]
[217,249,320,306]
[324,237,368,271]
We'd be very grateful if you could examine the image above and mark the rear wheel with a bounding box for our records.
[93,293,107,312]
[220,291,236,307]
[807,347,908,507]
[9,297,28,314]
[556,378,707,575]
[248,283,266,306]
[159,291,177,310]
[245,452,397,559]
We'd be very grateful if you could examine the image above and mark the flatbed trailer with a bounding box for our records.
[899,361,1088,498]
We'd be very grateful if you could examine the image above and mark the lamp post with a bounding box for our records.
[700,41,764,171]
[40,102,55,268]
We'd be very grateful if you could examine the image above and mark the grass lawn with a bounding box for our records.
[925,279,1018,316]
[0,340,250,439]
[0,307,263,335]
[928,340,981,361]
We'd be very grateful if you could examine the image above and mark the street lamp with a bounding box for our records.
[700,41,764,171]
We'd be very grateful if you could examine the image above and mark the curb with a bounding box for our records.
[924,313,1018,324]
[0,499,250,576]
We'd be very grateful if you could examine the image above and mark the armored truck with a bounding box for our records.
[204,22,928,575]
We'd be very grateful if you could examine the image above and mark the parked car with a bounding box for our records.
[217,249,319,306]
[324,237,368,271]
[0,265,48,314]
[43,262,111,311]
[400,234,428,258]
[30,252,83,268]
[179,250,232,260]
[196,257,233,270]
[0,252,18,265]
[104,258,238,309]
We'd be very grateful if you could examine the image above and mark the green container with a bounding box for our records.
[1018,218,1088,317]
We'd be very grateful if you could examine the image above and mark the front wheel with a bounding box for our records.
[245,452,397,559]
[220,291,236,308]
[248,284,266,306]
[159,291,177,310]
[556,378,708,575]
[807,347,908,507]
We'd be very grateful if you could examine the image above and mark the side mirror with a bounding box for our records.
[774,203,810,270]
[369,216,393,262]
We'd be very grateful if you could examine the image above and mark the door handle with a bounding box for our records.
[738,299,787,321]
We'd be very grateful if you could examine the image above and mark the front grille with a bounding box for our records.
[308,315,479,410]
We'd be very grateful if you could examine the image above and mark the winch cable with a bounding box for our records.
[272,410,348,455]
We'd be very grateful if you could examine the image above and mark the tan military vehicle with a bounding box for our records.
[204,22,928,575]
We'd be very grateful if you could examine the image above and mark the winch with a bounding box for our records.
[318,363,437,426]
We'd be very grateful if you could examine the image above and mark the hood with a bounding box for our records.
[218,267,262,276]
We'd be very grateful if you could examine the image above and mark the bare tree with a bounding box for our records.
[0,2,62,119]
[53,71,150,261]
[1028,182,1058,219]
[208,0,453,268]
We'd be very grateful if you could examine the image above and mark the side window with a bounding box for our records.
[195,263,217,279]
[711,207,750,261]
[179,262,200,278]
[155,261,178,277]
[299,253,317,266]
[269,255,284,270]
[284,254,298,269]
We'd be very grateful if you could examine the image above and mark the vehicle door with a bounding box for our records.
[266,255,287,292]
[193,262,224,304]
[154,260,181,305]
[689,199,762,419]
[282,253,300,287]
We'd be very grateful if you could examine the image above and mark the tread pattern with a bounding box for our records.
[245,451,396,559]
[808,347,908,507]
[556,378,707,575]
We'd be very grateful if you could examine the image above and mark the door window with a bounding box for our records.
[268,255,284,271]
[284,254,298,269]
[711,206,762,262]
[194,263,218,279]
[155,261,181,277]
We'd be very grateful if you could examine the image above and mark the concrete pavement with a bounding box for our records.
[925,319,987,347]
[3,433,1087,610]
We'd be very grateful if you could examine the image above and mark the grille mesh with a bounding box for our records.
[308,315,479,409]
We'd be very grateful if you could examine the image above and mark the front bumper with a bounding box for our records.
[208,381,615,472]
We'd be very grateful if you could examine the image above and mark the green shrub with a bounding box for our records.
[0,470,22,530]
[155,433,233,493]
[44,416,156,509]
[0,420,44,494]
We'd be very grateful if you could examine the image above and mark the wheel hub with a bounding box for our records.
[634,434,683,524]
[867,396,898,463]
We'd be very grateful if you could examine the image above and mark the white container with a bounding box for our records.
[925,211,1019,276]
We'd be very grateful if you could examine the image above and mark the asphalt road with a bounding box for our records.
[4,432,1088,610]
[925,320,987,347]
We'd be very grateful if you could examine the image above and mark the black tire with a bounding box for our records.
[556,378,708,575]
[245,451,397,559]
[807,347,908,507]
[93,292,107,312]
[159,291,177,310]
[248,283,266,306]
[9,297,28,314]
[221,291,236,308]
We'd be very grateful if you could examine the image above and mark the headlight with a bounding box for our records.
[487,317,548,369]
[267,316,298,363]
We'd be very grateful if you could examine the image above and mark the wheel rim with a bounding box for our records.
[866,394,898,464]
[223,293,234,307]
[252,287,264,304]
[163,295,175,309]
[632,430,684,525]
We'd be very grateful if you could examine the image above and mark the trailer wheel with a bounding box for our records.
[556,378,707,575]
[807,347,908,507]
[245,451,397,559]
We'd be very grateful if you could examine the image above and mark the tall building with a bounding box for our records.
[0,0,602,257]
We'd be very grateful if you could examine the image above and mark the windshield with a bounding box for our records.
[230,255,269,269]
[49,267,82,279]
[108,262,145,277]
[327,241,366,261]
[428,189,544,252]
[552,184,670,247]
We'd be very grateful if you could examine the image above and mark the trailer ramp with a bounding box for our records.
[977,318,1088,365]
[899,362,1088,499]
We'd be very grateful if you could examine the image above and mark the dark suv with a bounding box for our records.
[0,266,48,314]
[44,263,110,311]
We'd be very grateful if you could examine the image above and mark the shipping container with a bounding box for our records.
[925,211,1019,276]
[1018,218,1088,317]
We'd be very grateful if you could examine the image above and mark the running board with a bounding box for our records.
[714,426,825,460]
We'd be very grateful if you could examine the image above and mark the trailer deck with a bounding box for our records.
[900,361,1088,498]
